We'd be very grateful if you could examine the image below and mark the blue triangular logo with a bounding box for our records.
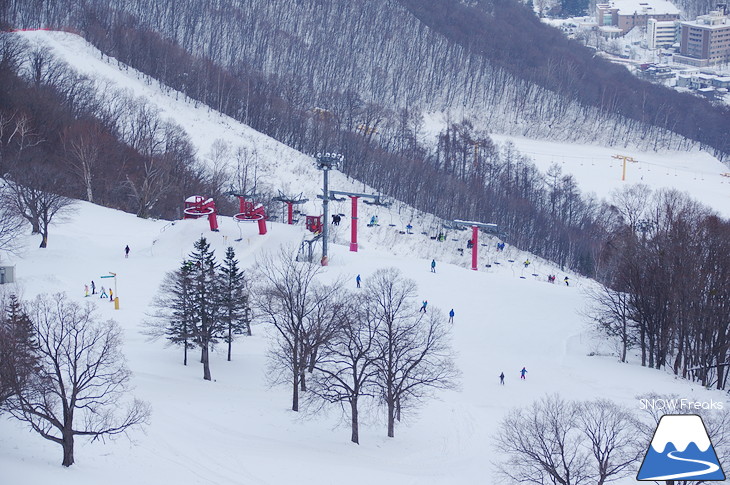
[637,414,725,481]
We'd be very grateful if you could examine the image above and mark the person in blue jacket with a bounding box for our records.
[430,259,436,273]
[448,309,455,323]
[356,274,361,288]
[419,300,428,313]
[520,367,528,380]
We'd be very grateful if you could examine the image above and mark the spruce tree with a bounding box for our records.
[188,237,221,381]
[165,261,196,366]
[219,246,250,361]
[0,295,38,403]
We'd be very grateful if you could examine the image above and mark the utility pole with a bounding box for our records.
[612,154,637,181]
[316,153,343,266]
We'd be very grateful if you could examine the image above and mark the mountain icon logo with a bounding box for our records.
[637,414,725,481]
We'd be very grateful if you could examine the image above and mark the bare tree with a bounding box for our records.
[4,294,149,467]
[578,399,644,485]
[583,284,633,363]
[367,268,457,438]
[494,394,592,485]
[62,123,101,203]
[256,247,341,412]
[310,293,379,444]
[4,163,75,247]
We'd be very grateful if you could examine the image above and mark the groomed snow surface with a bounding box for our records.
[0,203,724,485]
[0,30,728,485]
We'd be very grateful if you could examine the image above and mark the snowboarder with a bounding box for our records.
[499,372,505,385]
[520,367,528,380]
[564,276,570,286]
[430,259,436,273]
[84,284,89,297]
[125,245,130,258]
[449,308,454,323]
[356,274,361,288]
[419,300,428,313]
[91,280,96,294]
[99,286,107,298]
[437,232,445,242]
[406,224,413,234]
[369,215,378,226]
[523,259,530,268]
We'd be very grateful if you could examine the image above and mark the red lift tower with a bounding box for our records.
[227,191,268,235]
[453,220,499,271]
[183,195,219,231]
[328,190,391,252]
[272,192,309,225]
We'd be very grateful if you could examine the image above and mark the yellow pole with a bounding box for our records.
[613,154,636,181]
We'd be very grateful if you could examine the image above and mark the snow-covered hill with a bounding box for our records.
[0,200,722,485]
[1,30,728,485]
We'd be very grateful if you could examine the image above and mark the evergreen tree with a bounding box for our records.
[163,261,196,366]
[188,237,222,381]
[219,246,250,361]
[0,295,38,404]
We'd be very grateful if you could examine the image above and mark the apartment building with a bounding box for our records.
[647,18,678,48]
[675,10,730,66]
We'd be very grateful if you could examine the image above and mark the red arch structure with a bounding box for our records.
[184,196,219,231]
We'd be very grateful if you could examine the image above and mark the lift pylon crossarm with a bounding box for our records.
[453,220,499,232]
[225,190,262,200]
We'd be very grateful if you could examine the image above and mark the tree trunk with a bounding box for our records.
[39,230,48,248]
[202,343,211,381]
[62,431,74,467]
[292,370,299,412]
[350,399,359,444]
[387,400,395,438]
[227,324,232,362]
[183,339,188,366]
[300,368,307,392]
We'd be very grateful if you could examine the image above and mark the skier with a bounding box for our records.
[499,372,505,385]
[99,286,108,298]
[356,274,361,288]
[523,259,530,268]
[449,308,455,323]
[125,245,130,258]
[84,284,89,297]
[109,288,114,301]
[564,276,570,287]
[91,280,96,294]
[430,259,436,273]
[419,300,428,313]
[406,224,413,234]
[520,367,528,380]
[466,239,473,249]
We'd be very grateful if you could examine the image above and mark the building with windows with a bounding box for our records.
[647,18,678,48]
[674,10,730,66]
[597,0,680,34]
